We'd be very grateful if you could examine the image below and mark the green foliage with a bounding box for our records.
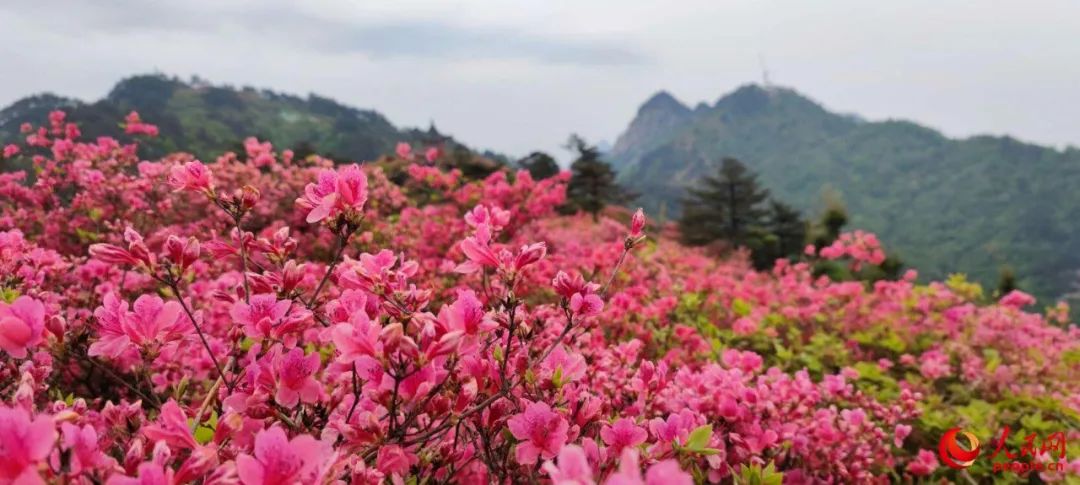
[679,157,807,269]
[736,462,784,485]
[517,151,560,180]
[996,266,1019,298]
[676,424,721,456]
[0,74,499,173]
[564,135,633,220]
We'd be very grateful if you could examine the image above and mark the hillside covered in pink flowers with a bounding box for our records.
[0,111,1078,484]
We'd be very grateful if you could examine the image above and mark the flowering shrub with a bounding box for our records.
[0,111,1078,484]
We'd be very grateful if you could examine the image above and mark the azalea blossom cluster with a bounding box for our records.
[0,111,1078,484]
[809,229,886,270]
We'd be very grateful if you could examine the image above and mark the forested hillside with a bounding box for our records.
[610,84,1080,304]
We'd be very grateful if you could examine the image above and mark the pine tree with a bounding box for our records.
[679,157,770,247]
[813,203,849,249]
[518,151,560,180]
[997,266,1019,296]
[565,135,631,220]
[766,200,807,258]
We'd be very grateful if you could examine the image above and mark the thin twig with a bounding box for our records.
[534,311,575,366]
[600,247,630,297]
[233,219,251,304]
[170,283,232,392]
[346,362,362,422]
[190,356,234,432]
[86,358,161,407]
[306,230,349,309]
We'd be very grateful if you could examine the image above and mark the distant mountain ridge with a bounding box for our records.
[0,74,506,165]
[610,84,1080,305]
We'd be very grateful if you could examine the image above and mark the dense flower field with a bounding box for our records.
[0,111,1079,484]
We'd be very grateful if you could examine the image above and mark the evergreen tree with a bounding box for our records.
[518,151,560,180]
[565,135,630,220]
[767,200,807,258]
[997,266,1019,296]
[679,157,770,247]
[813,204,849,249]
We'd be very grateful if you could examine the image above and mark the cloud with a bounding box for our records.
[310,22,645,65]
[0,0,647,66]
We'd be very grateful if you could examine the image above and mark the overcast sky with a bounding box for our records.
[2,0,1078,160]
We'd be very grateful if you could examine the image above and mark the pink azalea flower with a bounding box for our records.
[569,291,603,317]
[236,426,333,485]
[61,422,113,474]
[273,347,322,408]
[88,293,188,361]
[507,401,569,465]
[1000,289,1035,308]
[163,235,200,274]
[123,294,185,347]
[0,406,56,485]
[0,295,45,359]
[424,146,440,163]
[464,205,511,233]
[918,349,951,380]
[604,449,692,485]
[732,316,758,335]
[513,242,547,271]
[295,164,368,224]
[331,310,383,383]
[105,462,174,485]
[124,111,159,137]
[456,225,501,274]
[541,345,587,384]
[143,400,198,450]
[376,444,418,478]
[168,161,214,194]
[905,449,938,476]
[630,208,646,237]
[231,294,293,340]
[721,349,763,373]
[89,227,155,269]
[894,424,912,448]
[553,271,603,317]
[438,290,496,336]
[600,418,648,454]
[2,144,19,159]
[542,444,594,485]
[395,142,414,160]
[643,460,693,485]
[88,292,134,360]
[552,272,598,299]
[331,308,382,361]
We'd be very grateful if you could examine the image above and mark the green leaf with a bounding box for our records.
[194,426,214,445]
[732,298,752,317]
[551,367,564,388]
[738,462,784,485]
[683,424,713,451]
[0,287,19,304]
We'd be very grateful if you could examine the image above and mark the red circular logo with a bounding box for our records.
[939,427,980,469]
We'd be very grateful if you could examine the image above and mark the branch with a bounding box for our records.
[170,282,232,393]
[600,247,630,297]
[190,356,235,432]
[306,228,351,309]
[233,219,252,304]
[86,357,161,408]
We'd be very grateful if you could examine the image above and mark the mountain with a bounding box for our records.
[610,84,1080,305]
[0,74,506,167]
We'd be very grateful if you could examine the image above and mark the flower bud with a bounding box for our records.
[630,208,646,238]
